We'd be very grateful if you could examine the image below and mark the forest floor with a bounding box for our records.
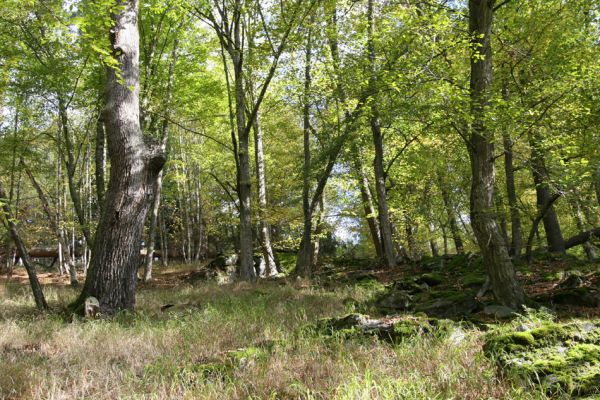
[0,253,599,399]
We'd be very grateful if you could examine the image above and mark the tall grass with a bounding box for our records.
[0,279,545,399]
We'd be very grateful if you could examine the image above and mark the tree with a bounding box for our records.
[73,0,165,314]
[466,0,525,308]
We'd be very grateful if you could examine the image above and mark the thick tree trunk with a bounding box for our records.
[0,183,48,310]
[468,0,525,309]
[74,0,165,315]
[529,135,565,253]
[368,0,396,268]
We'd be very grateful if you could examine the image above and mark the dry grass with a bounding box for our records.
[0,270,546,400]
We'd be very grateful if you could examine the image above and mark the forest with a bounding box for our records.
[0,0,599,398]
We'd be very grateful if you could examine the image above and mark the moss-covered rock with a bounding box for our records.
[484,320,600,397]
[313,313,460,343]
[415,273,444,287]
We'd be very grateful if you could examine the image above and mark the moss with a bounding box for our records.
[484,321,600,396]
[415,273,444,286]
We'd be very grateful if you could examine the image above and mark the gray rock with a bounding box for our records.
[483,305,517,319]
[84,296,100,318]
[419,296,480,318]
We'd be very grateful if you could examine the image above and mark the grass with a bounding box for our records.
[0,268,551,400]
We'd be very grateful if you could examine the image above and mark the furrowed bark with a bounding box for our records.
[74,0,165,315]
[467,0,525,309]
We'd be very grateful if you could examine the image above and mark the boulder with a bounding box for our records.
[418,295,480,318]
[315,313,458,342]
[482,305,517,319]
[484,320,600,396]
[374,289,413,312]
[84,296,100,318]
[415,273,444,287]
[551,288,600,308]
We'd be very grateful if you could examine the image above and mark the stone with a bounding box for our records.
[551,288,600,307]
[374,289,413,312]
[483,320,600,396]
[415,273,444,287]
[483,305,517,319]
[84,296,100,318]
[418,296,480,318]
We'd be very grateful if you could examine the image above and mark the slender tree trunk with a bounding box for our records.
[25,167,78,286]
[0,183,48,310]
[529,135,565,254]
[439,177,464,254]
[296,25,313,277]
[252,112,278,276]
[58,97,93,247]
[354,155,382,257]
[571,198,597,261]
[428,223,439,257]
[468,0,525,309]
[367,0,395,268]
[501,85,522,259]
[74,0,165,315]
[143,38,178,281]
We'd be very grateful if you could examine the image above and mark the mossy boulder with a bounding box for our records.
[484,320,600,396]
[415,273,444,287]
[313,313,459,343]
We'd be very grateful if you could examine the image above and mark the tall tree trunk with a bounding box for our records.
[143,38,178,281]
[438,176,464,254]
[354,154,382,257]
[468,0,525,309]
[501,84,522,260]
[0,182,48,310]
[74,0,165,315]
[58,97,93,247]
[367,0,395,268]
[529,135,565,253]
[24,167,78,286]
[296,24,314,277]
[95,113,106,212]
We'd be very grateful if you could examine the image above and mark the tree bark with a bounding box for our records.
[529,134,565,253]
[253,113,278,276]
[95,113,106,213]
[501,85,522,260]
[74,0,165,315]
[468,0,525,309]
[296,23,314,277]
[354,154,382,258]
[367,0,395,268]
[143,37,178,281]
[0,182,48,310]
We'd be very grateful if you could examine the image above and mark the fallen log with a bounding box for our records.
[565,227,600,249]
